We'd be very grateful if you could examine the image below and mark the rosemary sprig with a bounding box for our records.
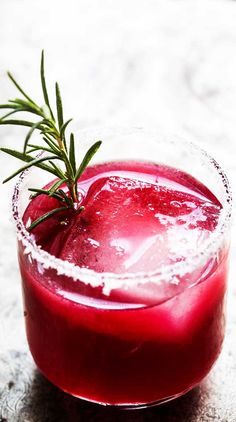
[0,50,102,231]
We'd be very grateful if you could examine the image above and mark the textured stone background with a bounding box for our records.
[0,0,236,420]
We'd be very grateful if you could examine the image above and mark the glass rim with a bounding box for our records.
[12,130,232,295]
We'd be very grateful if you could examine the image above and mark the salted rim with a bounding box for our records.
[12,134,232,295]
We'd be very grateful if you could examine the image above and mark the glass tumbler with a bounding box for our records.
[12,128,232,408]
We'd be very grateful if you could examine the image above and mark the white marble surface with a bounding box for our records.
[0,0,236,420]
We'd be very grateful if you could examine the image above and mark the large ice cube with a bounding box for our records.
[57,176,220,274]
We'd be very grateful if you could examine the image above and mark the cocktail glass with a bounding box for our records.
[12,128,232,408]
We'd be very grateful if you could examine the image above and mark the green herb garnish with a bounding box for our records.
[0,50,102,230]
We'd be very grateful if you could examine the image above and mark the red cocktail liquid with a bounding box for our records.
[18,161,228,406]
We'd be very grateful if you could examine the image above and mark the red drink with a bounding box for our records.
[16,159,229,407]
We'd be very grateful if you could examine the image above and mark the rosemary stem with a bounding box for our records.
[69,182,77,204]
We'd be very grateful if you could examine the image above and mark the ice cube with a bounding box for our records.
[58,176,220,275]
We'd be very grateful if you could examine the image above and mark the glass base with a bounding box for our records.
[36,361,200,410]
[64,385,196,410]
